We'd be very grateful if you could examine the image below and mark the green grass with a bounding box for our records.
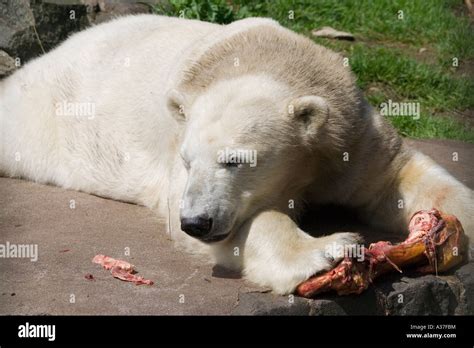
[389,115,474,142]
[153,0,474,143]
[349,45,474,112]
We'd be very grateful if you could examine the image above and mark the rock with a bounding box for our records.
[232,292,311,315]
[0,49,16,78]
[419,47,427,53]
[0,0,90,64]
[312,26,355,41]
[374,274,458,315]
[309,299,347,315]
[29,1,90,58]
[317,288,380,315]
[0,0,37,62]
[85,0,152,24]
[232,292,371,316]
[0,0,157,65]
[454,262,474,314]
[465,0,473,16]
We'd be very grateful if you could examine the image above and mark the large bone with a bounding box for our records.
[296,209,469,297]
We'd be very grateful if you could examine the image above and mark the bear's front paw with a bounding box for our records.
[322,232,365,263]
[243,232,363,295]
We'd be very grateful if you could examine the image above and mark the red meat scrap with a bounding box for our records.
[110,266,154,286]
[92,254,134,271]
[92,254,154,286]
[84,273,95,281]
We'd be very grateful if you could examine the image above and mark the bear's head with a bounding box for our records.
[168,74,334,243]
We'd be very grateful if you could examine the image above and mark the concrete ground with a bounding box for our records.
[0,138,473,315]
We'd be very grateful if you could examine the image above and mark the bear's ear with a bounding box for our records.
[287,95,329,138]
[166,89,188,123]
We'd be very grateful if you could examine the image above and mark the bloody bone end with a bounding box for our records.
[296,209,468,298]
[296,258,369,297]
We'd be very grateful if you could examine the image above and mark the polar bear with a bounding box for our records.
[0,15,472,294]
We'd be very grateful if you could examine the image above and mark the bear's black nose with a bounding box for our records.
[181,215,213,238]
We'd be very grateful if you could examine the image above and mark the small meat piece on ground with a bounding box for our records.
[92,254,153,286]
[84,273,95,281]
[92,254,134,271]
[111,266,154,285]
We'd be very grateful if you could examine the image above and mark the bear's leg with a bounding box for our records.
[367,150,473,241]
[212,210,362,294]
[397,151,474,240]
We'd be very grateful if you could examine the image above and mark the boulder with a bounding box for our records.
[83,0,152,24]
[0,0,89,63]
[454,261,474,314]
[0,0,37,62]
[0,49,16,78]
[0,0,158,65]
[232,293,311,315]
[373,274,459,315]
